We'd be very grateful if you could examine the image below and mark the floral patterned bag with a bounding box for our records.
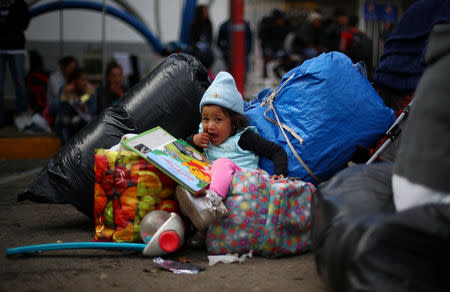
[206,169,315,258]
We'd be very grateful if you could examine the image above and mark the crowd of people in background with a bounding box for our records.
[0,0,130,144]
[36,56,127,144]
[258,8,376,79]
[22,53,127,145]
[184,5,378,81]
[1,2,391,145]
[0,0,134,144]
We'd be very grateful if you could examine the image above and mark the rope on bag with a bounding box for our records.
[261,73,323,183]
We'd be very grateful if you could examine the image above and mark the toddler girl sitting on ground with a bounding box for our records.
[176,71,288,230]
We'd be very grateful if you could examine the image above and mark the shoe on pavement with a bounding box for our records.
[176,186,228,231]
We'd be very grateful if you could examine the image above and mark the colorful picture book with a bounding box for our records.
[121,126,211,195]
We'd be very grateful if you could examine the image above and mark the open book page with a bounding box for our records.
[123,127,177,153]
[146,140,211,193]
[121,127,211,194]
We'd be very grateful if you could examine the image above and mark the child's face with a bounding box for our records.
[201,105,232,146]
[74,73,88,94]
[107,67,124,88]
[62,61,77,79]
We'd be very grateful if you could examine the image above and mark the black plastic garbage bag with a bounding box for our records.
[311,162,450,292]
[311,163,395,291]
[19,53,211,218]
[352,203,450,292]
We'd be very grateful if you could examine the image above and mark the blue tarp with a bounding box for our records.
[245,52,395,184]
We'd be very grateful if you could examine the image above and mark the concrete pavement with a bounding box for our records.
[0,161,325,291]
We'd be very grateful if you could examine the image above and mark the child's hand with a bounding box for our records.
[193,132,211,148]
[271,174,284,180]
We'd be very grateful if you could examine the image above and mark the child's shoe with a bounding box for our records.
[176,186,228,231]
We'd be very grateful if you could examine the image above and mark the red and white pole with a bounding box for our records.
[230,0,245,95]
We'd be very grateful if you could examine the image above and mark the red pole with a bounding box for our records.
[230,0,245,95]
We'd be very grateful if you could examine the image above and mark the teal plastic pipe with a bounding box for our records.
[6,242,146,256]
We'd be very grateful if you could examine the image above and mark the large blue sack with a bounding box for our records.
[245,52,395,184]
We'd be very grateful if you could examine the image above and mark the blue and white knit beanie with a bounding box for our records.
[199,71,244,114]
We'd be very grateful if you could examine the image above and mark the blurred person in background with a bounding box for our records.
[47,56,78,103]
[26,50,49,116]
[322,8,348,52]
[189,5,214,73]
[0,0,30,130]
[217,18,253,73]
[290,11,323,60]
[258,9,292,78]
[21,50,53,134]
[55,68,96,144]
[47,55,78,126]
[96,60,126,114]
[339,15,373,77]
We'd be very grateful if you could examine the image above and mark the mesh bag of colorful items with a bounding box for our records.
[93,149,183,242]
[206,169,315,258]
